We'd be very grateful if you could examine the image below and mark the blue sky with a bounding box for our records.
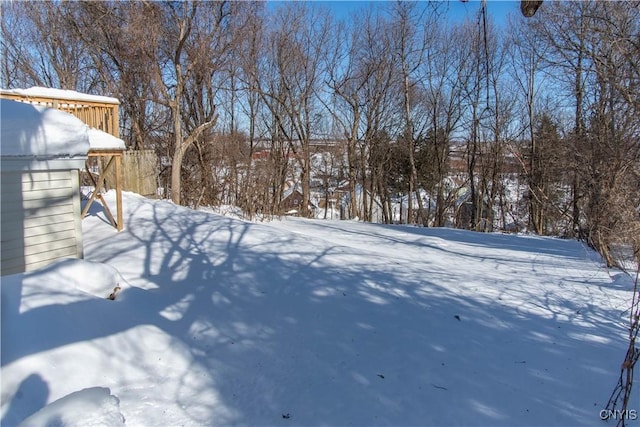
[305,0,519,27]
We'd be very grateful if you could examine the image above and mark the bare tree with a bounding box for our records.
[235,3,267,219]
[417,20,468,227]
[323,16,367,220]
[527,1,593,237]
[458,13,487,231]
[324,8,402,221]
[72,1,168,151]
[508,11,550,234]
[390,1,435,226]
[1,2,97,91]
[529,1,639,261]
[249,4,330,217]
[4,0,636,250]
[147,1,238,206]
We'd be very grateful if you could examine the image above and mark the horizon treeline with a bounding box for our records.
[1,1,638,266]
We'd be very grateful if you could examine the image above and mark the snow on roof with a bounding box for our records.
[282,187,295,199]
[1,99,90,158]
[0,86,119,105]
[88,127,125,151]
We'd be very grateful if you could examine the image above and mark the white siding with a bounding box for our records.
[1,170,83,275]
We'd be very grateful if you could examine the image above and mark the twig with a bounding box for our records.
[604,267,639,427]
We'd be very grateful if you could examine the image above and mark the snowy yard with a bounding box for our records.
[1,191,637,426]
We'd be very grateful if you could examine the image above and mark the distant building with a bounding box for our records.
[280,187,304,214]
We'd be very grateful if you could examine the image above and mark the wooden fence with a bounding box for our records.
[121,150,157,197]
[99,150,157,197]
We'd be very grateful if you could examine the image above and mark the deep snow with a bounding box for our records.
[0,97,124,158]
[0,98,89,158]
[1,191,637,426]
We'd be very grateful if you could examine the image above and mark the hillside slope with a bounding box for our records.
[1,191,636,426]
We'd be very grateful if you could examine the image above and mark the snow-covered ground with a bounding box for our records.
[1,191,637,426]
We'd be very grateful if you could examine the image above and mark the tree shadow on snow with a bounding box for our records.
[375,222,598,261]
[3,194,635,426]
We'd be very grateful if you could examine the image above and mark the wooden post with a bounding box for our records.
[115,153,123,231]
[111,104,119,138]
[83,151,124,231]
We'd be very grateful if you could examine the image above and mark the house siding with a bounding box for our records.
[1,169,83,275]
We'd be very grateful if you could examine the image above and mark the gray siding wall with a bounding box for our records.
[1,169,83,275]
